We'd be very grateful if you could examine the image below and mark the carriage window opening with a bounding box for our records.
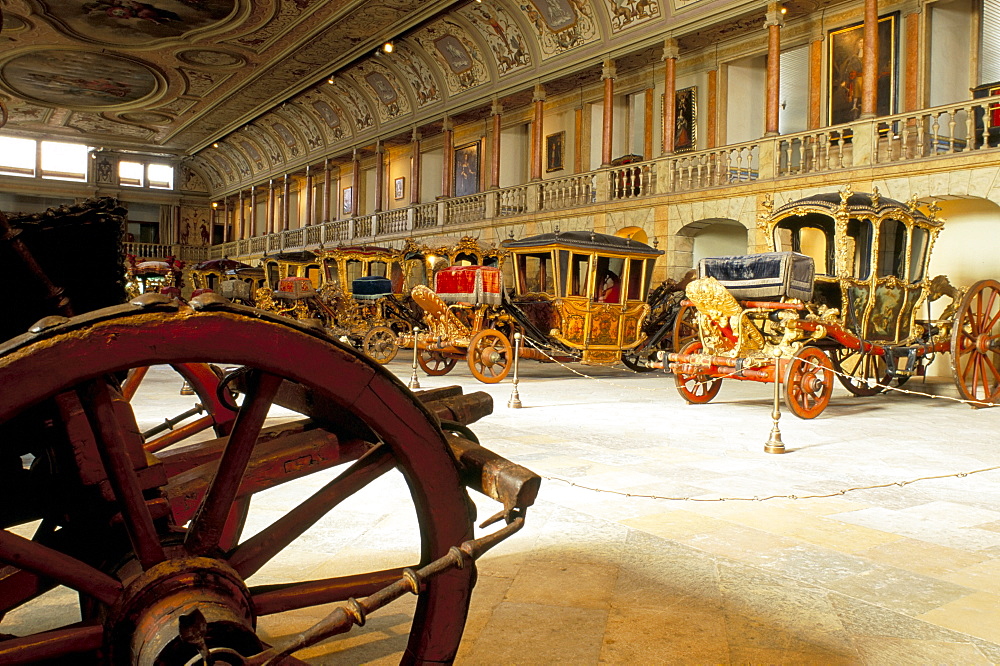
[404,259,426,292]
[266,264,280,289]
[774,227,793,252]
[846,219,872,280]
[0,137,36,176]
[483,255,497,267]
[568,254,590,297]
[390,263,404,293]
[206,274,218,290]
[594,256,625,303]
[798,226,830,275]
[626,259,645,300]
[877,218,907,278]
[517,253,553,294]
[454,252,478,266]
[305,266,321,288]
[346,260,363,284]
[369,261,387,278]
[324,261,339,287]
[909,227,929,282]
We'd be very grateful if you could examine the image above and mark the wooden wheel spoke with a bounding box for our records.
[251,567,411,616]
[0,623,104,664]
[185,370,284,556]
[229,444,396,579]
[79,379,166,569]
[0,531,121,605]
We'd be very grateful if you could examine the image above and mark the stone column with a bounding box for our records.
[574,106,584,173]
[374,141,384,213]
[643,87,654,159]
[281,173,290,231]
[860,0,879,119]
[322,159,331,223]
[351,149,361,217]
[304,166,313,227]
[442,118,454,198]
[249,186,257,238]
[410,128,421,205]
[707,69,718,148]
[662,40,678,155]
[531,84,545,180]
[490,99,502,189]
[904,9,920,112]
[266,179,276,234]
[601,59,615,166]
[808,35,824,130]
[765,3,784,137]
[237,191,245,240]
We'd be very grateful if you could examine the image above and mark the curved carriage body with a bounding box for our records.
[663,187,999,417]
[503,230,663,366]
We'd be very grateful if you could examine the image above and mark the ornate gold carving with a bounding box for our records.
[685,277,765,357]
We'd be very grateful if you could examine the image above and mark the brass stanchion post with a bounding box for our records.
[508,331,522,408]
[764,358,786,454]
[407,327,421,390]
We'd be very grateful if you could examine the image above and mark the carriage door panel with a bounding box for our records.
[868,218,909,341]
[561,252,591,346]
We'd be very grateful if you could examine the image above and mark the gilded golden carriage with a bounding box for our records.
[663,187,999,418]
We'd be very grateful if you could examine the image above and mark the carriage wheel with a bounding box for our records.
[950,279,1000,407]
[418,349,458,376]
[621,348,654,372]
[783,346,834,419]
[830,347,890,397]
[673,340,722,404]
[0,301,475,664]
[672,303,698,352]
[362,325,399,365]
[468,329,513,384]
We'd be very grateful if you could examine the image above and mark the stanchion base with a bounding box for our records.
[764,433,786,454]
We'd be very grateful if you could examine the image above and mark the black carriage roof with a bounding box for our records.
[502,230,663,256]
[265,250,318,263]
[771,191,942,227]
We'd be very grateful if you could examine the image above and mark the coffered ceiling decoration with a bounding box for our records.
[0,0,826,193]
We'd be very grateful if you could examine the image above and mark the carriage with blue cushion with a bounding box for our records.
[660,186,1000,418]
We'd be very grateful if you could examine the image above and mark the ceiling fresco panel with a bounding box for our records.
[217,142,252,179]
[298,90,349,143]
[244,124,285,166]
[346,60,412,123]
[413,19,489,95]
[326,79,375,132]
[515,0,600,59]
[0,49,162,110]
[391,43,442,108]
[602,0,661,33]
[179,67,231,98]
[459,1,531,75]
[67,112,158,140]
[29,0,237,46]
[269,118,303,159]
[190,157,224,190]
[235,135,270,172]
[277,103,325,152]
[179,163,209,193]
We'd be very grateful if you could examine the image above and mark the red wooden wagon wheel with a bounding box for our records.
[362,325,400,364]
[467,329,513,384]
[0,298,475,664]
[783,346,834,419]
[671,303,698,352]
[417,349,457,375]
[950,279,1000,407]
[673,340,722,404]
[830,347,890,397]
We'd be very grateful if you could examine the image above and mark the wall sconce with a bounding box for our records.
[212,202,219,209]
[382,41,394,54]
[212,142,219,148]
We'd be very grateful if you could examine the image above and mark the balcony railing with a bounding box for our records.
[205,98,999,260]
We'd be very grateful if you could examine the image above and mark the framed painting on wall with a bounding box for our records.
[342,186,352,215]
[674,86,696,153]
[546,131,565,172]
[454,142,480,198]
[828,13,897,125]
[394,177,405,200]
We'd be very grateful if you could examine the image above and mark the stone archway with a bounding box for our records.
[670,217,748,278]
[615,225,648,244]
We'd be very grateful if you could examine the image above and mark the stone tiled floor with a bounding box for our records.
[4,358,1000,664]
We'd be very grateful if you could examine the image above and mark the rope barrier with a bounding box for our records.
[541,465,1000,502]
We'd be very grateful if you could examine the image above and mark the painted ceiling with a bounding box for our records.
[0,0,829,193]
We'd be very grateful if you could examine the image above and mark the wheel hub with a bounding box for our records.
[481,348,501,365]
[106,555,260,666]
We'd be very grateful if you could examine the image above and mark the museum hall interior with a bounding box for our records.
[1,0,1000,663]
